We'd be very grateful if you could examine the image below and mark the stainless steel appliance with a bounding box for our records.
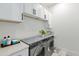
[21,35,54,56]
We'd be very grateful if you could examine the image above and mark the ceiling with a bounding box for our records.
[40,3,57,8]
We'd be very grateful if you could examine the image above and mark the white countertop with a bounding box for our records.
[0,42,29,56]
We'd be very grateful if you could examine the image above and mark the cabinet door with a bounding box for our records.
[44,9,49,20]
[24,3,33,15]
[39,5,45,19]
[0,3,13,20]
[24,3,39,16]
[47,12,52,28]
[32,4,41,17]
[39,5,48,20]
[23,3,49,20]
[10,48,28,56]
[0,3,23,22]
[12,3,23,21]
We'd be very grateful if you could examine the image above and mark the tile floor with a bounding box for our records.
[51,47,79,56]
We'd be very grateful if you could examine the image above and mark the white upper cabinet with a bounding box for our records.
[44,8,49,20]
[24,3,40,16]
[23,3,32,15]
[47,11,52,28]
[39,5,49,20]
[0,3,23,23]
[38,5,45,19]
[23,3,50,21]
[12,3,23,22]
[0,3,50,22]
[32,4,41,16]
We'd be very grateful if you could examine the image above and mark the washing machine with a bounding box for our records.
[42,36,54,56]
[21,35,54,56]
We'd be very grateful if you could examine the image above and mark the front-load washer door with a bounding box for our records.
[33,45,45,56]
[30,44,45,56]
[45,38,54,56]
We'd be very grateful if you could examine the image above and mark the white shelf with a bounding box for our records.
[23,12,48,22]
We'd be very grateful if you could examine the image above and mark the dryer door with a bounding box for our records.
[30,43,45,56]
[33,45,45,56]
[45,37,54,56]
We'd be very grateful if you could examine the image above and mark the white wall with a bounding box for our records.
[0,16,46,40]
[49,3,79,53]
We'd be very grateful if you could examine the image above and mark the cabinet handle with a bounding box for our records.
[44,14,46,19]
[33,8,36,15]
[21,13,23,20]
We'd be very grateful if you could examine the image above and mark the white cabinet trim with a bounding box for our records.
[23,12,48,22]
[0,19,23,23]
